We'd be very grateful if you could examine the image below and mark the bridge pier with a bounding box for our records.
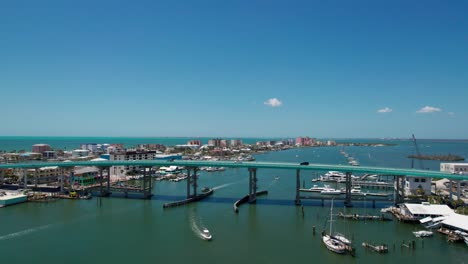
[248,168,257,203]
[448,180,453,203]
[142,167,152,199]
[395,176,404,204]
[344,172,352,207]
[107,167,111,195]
[0,169,4,186]
[186,167,198,198]
[34,168,38,189]
[98,168,111,196]
[457,180,461,200]
[23,169,28,189]
[295,169,301,205]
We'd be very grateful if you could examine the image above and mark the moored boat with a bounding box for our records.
[322,199,347,254]
[321,186,342,195]
[413,230,433,238]
[334,232,352,245]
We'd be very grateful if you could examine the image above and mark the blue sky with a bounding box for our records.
[1,0,467,138]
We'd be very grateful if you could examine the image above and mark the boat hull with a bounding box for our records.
[322,235,346,254]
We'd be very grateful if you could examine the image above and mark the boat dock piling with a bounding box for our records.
[362,242,389,253]
[337,211,392,221]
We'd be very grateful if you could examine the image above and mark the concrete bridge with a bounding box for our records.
[1,160,467,206]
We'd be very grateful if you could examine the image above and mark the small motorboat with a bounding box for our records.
[274,176,280,180]
[413,230,433,238]
[201,228,212,241]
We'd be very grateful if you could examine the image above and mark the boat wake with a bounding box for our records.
[0,224,53,241]
[212,179,246,190]
[189,209,207,240]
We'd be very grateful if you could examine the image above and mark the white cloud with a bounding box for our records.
[416,106,442,113]
[264,98,282,107]
[377,107,392,113]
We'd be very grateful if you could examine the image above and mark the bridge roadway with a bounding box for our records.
[1,160,467,180]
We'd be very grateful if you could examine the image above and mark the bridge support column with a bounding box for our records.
[248,168,257,203]
[344,172,352,207]
[295,169,301,205]
[449,180,453,203]
[395,176,401,205]
[23,169,28,189]
[99,168,105,196]
[142,167,152,199]
[0,169,4,186]
[192,168,198,197]
[457,180,461,200]
[106,167,110,194]
[34,168,38,189]
[186,168,191,198]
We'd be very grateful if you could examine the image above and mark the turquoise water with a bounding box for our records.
[1,138,467,263]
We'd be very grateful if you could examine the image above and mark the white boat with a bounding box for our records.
[334,232,352,245]
[420,216,445,229]
[320,171,346,182]
[322,200,347,254]
[413,230,433,237]
[321,185,342,195]
[200,228,212,241]
[274,176,280,180]
[350,186,363,195]
[309,185,325,192]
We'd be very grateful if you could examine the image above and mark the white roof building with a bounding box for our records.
[401,202,454,217]
[441,213,468,232]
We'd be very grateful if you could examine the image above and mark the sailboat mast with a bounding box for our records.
[330,199,334,235]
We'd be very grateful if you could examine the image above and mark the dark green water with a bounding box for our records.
[1,138,468,263]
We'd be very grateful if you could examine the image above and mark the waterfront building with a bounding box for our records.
[154,154,182,160]
[399,202,453,220]
[72,149,90,158]
[43,151,57,160]
[137,144,166,151]
[3,153,20,163]
[188,140,202,146]
[295,137,315,146]
[403,176,432,196]
[109,150,157,177]
[26,166,63,184]
[72,167,99,186]
[440,163,468,175]
[327,140,336,146]
[208,138,223,147]
[32,144,51,154]
[20,152,42,161]
[230,139,243,147]
[81,143,98,152]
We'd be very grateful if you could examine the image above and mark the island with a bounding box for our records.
[407,154,465,161]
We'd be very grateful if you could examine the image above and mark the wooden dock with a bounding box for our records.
[337,211,392,221]
[362,242,388,253]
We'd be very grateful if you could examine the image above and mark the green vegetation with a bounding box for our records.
[408,154,465,161]
[456,206,468,215]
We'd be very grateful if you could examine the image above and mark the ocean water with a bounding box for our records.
[0,137,467,263]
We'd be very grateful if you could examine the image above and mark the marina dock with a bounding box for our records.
[362,242,388,253]
[337,211,392,221]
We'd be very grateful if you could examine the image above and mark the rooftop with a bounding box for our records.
[403,203,454,216]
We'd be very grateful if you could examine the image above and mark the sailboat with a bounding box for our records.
[322,200,347,254]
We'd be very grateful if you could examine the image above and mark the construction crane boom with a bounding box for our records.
[411,134,424,170]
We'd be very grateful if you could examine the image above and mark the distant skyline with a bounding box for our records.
[1,1,467,139]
